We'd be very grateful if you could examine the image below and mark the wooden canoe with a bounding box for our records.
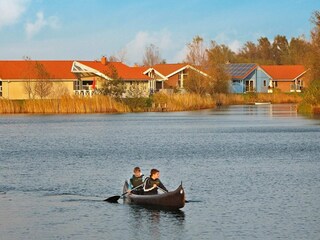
[123,181,185,210]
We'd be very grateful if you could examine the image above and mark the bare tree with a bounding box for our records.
[50,82,70,98]
[206,41,231,94]
[33,62,53,99]
[183,36,210,95]
[108,49,127,62]
[185,36,208,66]
[142,44,163,66]
[184,39,231,95]
[23,57,36,99]
[184,70,208,95]
[24,80,35,99]
[108,55,119,62]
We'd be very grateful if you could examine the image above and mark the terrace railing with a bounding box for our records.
[73,89,94,97]
[290,84,302,92]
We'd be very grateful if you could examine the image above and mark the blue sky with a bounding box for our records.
[0,0,319,65]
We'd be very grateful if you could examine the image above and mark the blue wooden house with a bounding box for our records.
[226,63,307,93]
[226,63,258,93]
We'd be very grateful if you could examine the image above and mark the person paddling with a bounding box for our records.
[129,167,144,194]
[143,168,168,195]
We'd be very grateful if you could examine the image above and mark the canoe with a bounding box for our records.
[122,181,185,210]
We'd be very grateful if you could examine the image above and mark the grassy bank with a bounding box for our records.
[0,92,305,114]
[297,80,320,115]
[297,103,320,115]
[152,93,216,111]
[215,92,302,105]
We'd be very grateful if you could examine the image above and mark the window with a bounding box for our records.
[273,81,278,87]
[263,80,266,87]
[246,80,254,92]
[74,80,80,90]
[178,70,188,88]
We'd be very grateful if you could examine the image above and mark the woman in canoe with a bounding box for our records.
[143,168,168,195]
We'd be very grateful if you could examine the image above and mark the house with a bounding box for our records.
[0,57,153,99]
[144,63,209,93]
[259,65,308,93]
[226,63,258,93]
[72,58,152,97]
[226,63,308,93]
[0,60,76,99]
[142,66,167,93]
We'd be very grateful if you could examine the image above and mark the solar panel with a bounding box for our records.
[225,63,256,79]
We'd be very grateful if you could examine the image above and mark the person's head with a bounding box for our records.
[150,168,160,179]
[133,167,141,177]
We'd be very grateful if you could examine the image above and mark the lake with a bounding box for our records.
[0,104,319,240]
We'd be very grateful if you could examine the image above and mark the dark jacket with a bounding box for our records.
[143,177,168,195]
[130,175,144,188]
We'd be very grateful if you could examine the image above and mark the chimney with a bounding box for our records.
[101,56,107,65]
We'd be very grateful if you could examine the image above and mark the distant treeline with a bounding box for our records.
[184,11,320,81]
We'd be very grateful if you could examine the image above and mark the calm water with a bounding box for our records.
[0,104,319,240]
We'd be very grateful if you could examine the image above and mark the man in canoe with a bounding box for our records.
[143,168,168,195]
[129,167,144,194]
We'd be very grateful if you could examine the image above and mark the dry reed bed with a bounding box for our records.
[217,93,302,105]
[0,96,129,114]
[153,93,216,111]
[0,93,304,114]
[0,99,22,113]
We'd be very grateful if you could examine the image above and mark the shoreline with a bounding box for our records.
[1,92,318,115]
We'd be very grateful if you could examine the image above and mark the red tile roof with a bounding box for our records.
[260,65,306,80]
[0,60,151,81]
[152,63,187,77]
[78,61,150,81]
[132,66,149,72]
[0,60,76,80]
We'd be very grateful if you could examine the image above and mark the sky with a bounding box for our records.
[0,0,319,65]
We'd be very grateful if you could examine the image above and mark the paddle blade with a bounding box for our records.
[104,195,120,203]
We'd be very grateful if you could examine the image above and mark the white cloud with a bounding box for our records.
[25,11,59,39]
[214,32,243,53]
[228,40,242,53]
[172,45,188,63]
[124,30,173,65]
[0,0,28,28]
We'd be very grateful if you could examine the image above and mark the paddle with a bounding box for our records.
[157,186,169,193]
[104,183,143,203]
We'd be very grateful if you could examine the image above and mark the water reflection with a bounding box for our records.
[127,205,185,238]
[212,104,299,118]
[269,104,298,117]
